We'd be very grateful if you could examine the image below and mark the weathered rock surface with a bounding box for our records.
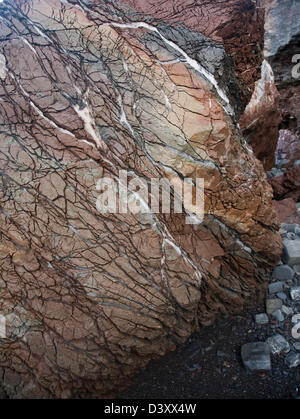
[276,129,300,169]
[264,0,300,199]
[240,60,281,171]
[119,0,266,109]
[264,0,300,84]
[0,0,281,398]
[242,0,300,179]
[273,198,300,224]
[269,166,300,203]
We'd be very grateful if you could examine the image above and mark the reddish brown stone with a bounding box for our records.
[240,60,282,171]
[273,198,300,224]
[276,129,300,168]
[118,0,265,107]
[269,165,300,202]
[0,0,281,399]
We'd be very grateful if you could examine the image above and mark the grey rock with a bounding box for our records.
[277,292,287,300]
[266,298,282,314]
[285,224,299,233]
[272,264,294,281]
[266,334,290,355]
[281,305,293,316]
[255,313,269,325]
[241,342,271,371]
[282,240,300,266]
[268,281,283,294]
[271,309,285,322]
[292,313,300,323]
[290,286,300,300]
[293,343,300,351]
[286,232,297,240]
[285,352,300,368]
[265,0,300,88]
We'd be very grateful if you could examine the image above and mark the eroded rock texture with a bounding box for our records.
[264,0,300,201]
[0,0,281,398]
[265,0,300,146]
[240,59,281,171]
[118,0,265,110]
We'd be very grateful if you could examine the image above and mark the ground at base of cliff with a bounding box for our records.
[117,307,300,400]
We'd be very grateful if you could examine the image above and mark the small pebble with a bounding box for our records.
[271,309,285,322]
[285,353,300,368]
[255,313,269,325]
[290,286,300,301]
[266,334,290,355]
[266,298,282,314]
[268,282,283,294]
[272,265,295,281]
[277,292,287,300]
[241,342,271,371]
[281,305,293,316]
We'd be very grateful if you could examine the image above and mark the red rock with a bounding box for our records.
[279,86,300,137]
[119,0,265,107]
[269,165,300,202]
[276,129,300,168]
[264,0,300,170]
[273,198,300,224]
[0,0,281,398]
[240,60,282,171]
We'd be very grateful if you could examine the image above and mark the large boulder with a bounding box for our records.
[0,0,281,398]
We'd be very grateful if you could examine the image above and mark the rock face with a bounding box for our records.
[269,166,300,202]
[264,0,300,89]
[119,0,265,110]
[0,0,281,398]
[276,129,300,168]
[240,60,281,171]
[240,0,300,174]
[264,0,300,199]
